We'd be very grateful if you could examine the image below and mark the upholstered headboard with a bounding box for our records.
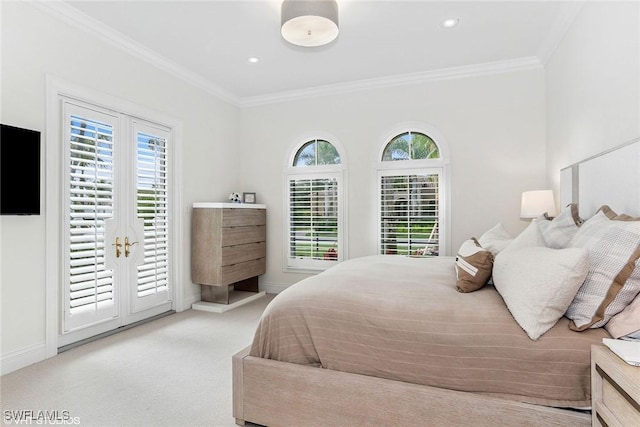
[560,137,640,218]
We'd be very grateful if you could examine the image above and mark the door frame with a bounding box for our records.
[45,76,184,358]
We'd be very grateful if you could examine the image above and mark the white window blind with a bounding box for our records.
[135,130,169,298]
[288,176,339,265]
[68,114,115,316]
[379,173,440,256]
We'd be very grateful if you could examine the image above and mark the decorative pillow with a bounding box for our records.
[455,238,493,293]
[536,203,582,249]
[622,329,640,341]
[493,246,589,340]
[626,330,640,340]
[477,223,513,256]
[501,220,546,253]
[566,206,640,330]
[605,292,640,339]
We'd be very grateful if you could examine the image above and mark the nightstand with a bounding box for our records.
[591,344,640,426]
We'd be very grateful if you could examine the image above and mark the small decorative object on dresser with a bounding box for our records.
[591,344,640,427]
[242,192,256,204]
[228,192,242,203]
[191,203,266,312]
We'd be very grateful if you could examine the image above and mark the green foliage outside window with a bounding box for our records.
[382,132,439,161]
[294,140,341,166]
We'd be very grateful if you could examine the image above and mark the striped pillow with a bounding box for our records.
[566,206,640,330]
[455,238,493,293]
[536,203,582,249]
[605,294,640,338]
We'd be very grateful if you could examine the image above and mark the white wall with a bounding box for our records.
[546,1,640,205]
[239,70,547,287]
[8,0,632,372]
[0,2,239,359]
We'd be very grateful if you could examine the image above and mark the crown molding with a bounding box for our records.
[239,57,543,108]
[32,0,556,110]
[32,0,240,106]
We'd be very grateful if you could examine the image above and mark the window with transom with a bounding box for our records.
[285,138,345,271]
[378,130,448,257]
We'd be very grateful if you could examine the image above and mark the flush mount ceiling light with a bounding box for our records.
[281,0,339,47]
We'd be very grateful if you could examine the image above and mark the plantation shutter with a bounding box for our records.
[61,97,174,344]
[288,175,339,266]
[133,124,170,310]
[66,108,118,329]
[379,172,440,256]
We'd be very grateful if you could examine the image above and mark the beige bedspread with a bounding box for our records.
[250,255,609,408]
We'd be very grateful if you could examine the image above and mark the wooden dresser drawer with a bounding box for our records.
[221,258,266,286]
[222,242,266,266]
[599,375,640,423]
[591,345,640,427]
[221,225,266,246]
[222,208,266,227]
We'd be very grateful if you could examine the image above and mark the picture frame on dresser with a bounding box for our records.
[243,192,256,204]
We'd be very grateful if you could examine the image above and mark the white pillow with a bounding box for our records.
[501,220,546,253]
[493,246,589,340]
[565,206,640,330]
[536,203,582,249]
[477,223,513,256]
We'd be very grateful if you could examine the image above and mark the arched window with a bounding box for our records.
[378,126,449,257]
[285,137,345,271]
[382,132,440,161]
[293,139,341,166]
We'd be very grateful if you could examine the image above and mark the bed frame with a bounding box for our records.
[233,347,592,426]
[232,138,640,427]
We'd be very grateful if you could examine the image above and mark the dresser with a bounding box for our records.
[591,344,640,427]
[191,203,266,305]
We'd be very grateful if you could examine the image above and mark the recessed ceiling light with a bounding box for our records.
[247,56,262,64]
[440,18,460,29]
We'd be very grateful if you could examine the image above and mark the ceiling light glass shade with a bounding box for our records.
[281,0,339,47]
[520,190,557,219]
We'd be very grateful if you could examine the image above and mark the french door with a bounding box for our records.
[59,99,173,346]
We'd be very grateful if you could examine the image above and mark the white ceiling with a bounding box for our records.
[58,0,584,105]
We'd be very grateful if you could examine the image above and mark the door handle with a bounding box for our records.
[112,237,122,258]
[125,236,139,258]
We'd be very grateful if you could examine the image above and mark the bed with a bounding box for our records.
[233,138,640,427]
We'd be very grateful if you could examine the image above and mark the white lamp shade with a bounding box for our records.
[520,190,556,219]
[281,0,339,47]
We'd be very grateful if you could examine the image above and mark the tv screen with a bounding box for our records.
[0,124,41,215]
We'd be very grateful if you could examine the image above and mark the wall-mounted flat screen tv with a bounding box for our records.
[1,124,41,215]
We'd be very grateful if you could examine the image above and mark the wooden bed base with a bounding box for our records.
[232,346,590,427]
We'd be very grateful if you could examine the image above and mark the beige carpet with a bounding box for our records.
[1,295,275,427]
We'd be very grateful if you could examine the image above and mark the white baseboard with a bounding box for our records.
[180,293,201,312]
[1,341,47,376]
[261,282,290,294]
